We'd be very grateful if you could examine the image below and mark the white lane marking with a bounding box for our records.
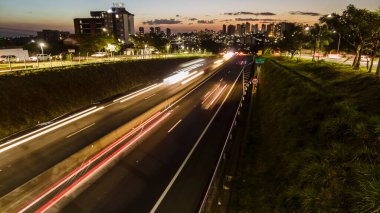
[150,63,243,213]
[66,123,96,138]
[168,120,182,133]
[199,96,242,211]
[0,107,104,154]
[0,107,97,148]
[120,84,162,103]
[144,93,157,100]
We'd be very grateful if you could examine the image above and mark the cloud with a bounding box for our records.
[142,19,182,25]
[197,20,215,24]
[224,12,276,16]
[188,18,198,21]
[235,18,285,22]
[221,19,233,22]
[289,11,320,16]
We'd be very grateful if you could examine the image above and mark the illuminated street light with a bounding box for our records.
[305,27,310,31]
[39,42,45,54]
[102,28,107,32]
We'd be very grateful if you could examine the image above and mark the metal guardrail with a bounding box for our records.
[198,63,253,212]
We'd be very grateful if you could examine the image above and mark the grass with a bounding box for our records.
[0,57,204,139]
[230,56,380,212]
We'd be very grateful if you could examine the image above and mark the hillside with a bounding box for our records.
[231,57,380,212]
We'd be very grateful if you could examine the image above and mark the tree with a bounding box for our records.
[130,34,169,53]
[279,25,308,59]
[199,34,223,54]
[321,5,380,69]
[307,24,333,61]
[74,34,120,54]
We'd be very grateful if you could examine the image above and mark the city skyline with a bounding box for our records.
[0,0,378,37]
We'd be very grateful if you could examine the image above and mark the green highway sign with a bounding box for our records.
[255,58,266,64]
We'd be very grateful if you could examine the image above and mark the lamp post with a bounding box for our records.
[39,43,45,54]
[144,44,147,59]
[333,30,341,54]
[337,33,341,54]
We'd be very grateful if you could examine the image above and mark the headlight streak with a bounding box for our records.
[181,71,204,85]
[0,107,104,154]
[202,84,227,110]
[113,83,160,103]
[119,84,162,103]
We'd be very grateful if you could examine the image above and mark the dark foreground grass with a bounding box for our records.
[230,57,380,212]
[0,57,201,138]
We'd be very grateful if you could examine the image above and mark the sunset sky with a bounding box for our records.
[0,0,378,36]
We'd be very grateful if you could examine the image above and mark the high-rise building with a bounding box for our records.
[222,24,227,34]
[227,24,236,35]
[236,24,242,35]
[267,23,274,37]
[242,24,246,35]
[253,24,259,33]
[150,27,155,34]
[139,27,144,34]
[166,28,171,36]
[73,3,134,43]
[261,24,267,33]
[155,27,161,35]
[74,17,105,35]
[245,22,251,34]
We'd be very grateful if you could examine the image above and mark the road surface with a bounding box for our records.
[57,56,251,212]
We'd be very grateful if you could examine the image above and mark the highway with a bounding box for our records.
[0,54,251,212]
[0,57,215,198]
[57,55,251,212]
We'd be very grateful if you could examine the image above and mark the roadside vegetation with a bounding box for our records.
[231,56,380,212]
[0,57,202,138]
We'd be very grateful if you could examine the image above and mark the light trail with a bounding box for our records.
[18,111,169,212]
[207,85,227,109]
[113,83,160,103]
[201,85,220,105]
[34,112,171,213]
[0,106,97,148]
[181,71,204,85]
[119,84,162,103]
[0,107,104,154]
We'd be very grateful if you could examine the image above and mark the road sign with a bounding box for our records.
[257,50,263,56]
[255,58,266,64]
[68,49,75,53]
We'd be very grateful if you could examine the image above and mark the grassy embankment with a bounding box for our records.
[231,57,380,212]
[0,57,202,138]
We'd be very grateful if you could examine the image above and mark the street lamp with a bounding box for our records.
[333,30,341,54]
[39,43,45,54]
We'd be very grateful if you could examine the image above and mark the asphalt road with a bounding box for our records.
[60,56,251,212]
[0,58,216,197]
